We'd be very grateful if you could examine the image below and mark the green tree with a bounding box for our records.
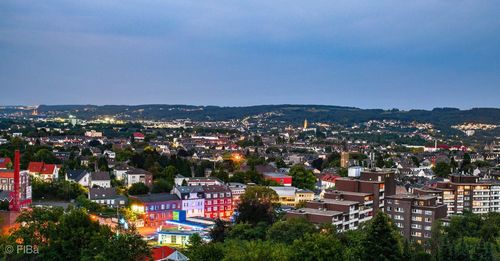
[237,186,279,225]
[267,218,317,244]
[362,212,403,261]
[127,182,150,195]
[152,178,172,193]
[288,165,316,190]
[6,207,150,261]
[433,162,451,178]
[97,157,109,171]
[290,233,344,261]
[227,222,268,241]
[210,219,230,243]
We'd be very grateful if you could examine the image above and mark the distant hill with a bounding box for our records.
[31,104,500,128]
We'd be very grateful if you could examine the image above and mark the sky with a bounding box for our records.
[1,1,499,109]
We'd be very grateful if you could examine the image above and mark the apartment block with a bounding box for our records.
[385,194,447,243]
[419,175,500,215]
[286,170,395,230]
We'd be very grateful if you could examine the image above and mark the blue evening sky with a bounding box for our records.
[1,1,499,109]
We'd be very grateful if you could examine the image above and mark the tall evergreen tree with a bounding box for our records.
[362,212,403,261]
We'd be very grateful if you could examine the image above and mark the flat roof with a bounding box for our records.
[263,172,292,178]
[288,208,342,216]
[131,193,180,203]
[312,198,359,206]
[327,190,372,197]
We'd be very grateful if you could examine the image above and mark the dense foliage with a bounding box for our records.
[0,207,150,260]
[186,206,500,261]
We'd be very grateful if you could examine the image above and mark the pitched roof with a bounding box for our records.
[125,168,152,176]
[28,162,44,173]
[0,170,14,179]
[176,185,204,194]
[89,187,117,200]
[133,132,145,138]
[150,246,176,261]
[66,169,88,182]
[27,162,59,175]
[91,171,111,181]
[41,164,58,174]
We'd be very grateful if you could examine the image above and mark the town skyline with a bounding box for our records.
[1,103,499,111]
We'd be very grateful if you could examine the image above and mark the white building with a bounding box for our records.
[90,172,111,188]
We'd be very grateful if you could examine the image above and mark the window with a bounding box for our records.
[171,235,177,244]
[411,224,422,229]
[425,210,432,215]
[412,216,422,222]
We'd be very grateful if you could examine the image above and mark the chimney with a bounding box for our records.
[10,150,20,211]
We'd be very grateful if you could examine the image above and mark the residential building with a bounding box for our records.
[297,198,363,231]
[174,175,223,187]
[130,194,182,227]
[88,187,127,208]
[0,170,32,207]
[269,186,314,207]
[113,163,134,181]
[27,161,60,181]
[124,168,153,188]
[90,172,111,188]
[385,194,447,243]
[427,174,500,215]
[320,174,341,189]
[149,246,189,261]
[157,231,199,248]
[66,169,90,187]
[133,132,145,141]
[228,183,246,209]
[203,185,232,219]
[173,186,205,218]
[335,170,396,212]
[85,130,103,138]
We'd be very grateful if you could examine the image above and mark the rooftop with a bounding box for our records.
[131,193,180,203]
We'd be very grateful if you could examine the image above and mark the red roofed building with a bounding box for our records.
[133,132,145,141]
[321,174,341,189]
[27,162,60,181]
[263,172,292,186]
[149,246,189,261]
[0,158,11,169]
